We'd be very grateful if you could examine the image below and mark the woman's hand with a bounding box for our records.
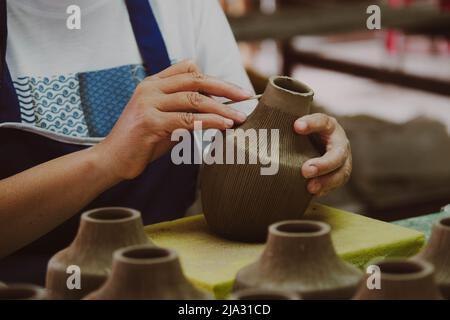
[93,60,250,180]
[294,114,352,197]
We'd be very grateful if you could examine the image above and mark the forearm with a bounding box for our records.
[0,146,121,258]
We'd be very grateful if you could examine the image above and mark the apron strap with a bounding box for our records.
[0,0,22,123]
[125,0,171,74]
[0,0,6,89]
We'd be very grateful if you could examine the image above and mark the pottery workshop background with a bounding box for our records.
[209,0,450,222]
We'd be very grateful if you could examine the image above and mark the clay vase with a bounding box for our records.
[354,258,443,300]
[414,217,450,299]
[233,220,362,299]
[232,288,300,300]
[85,245,211,300]
[0,284,47,300]
[46,207,151,300]
[201,76,321,242]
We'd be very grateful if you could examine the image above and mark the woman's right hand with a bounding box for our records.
[92,60,251,181]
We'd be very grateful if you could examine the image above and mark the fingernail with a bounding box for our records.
[310,181,321,194]
[304,164,318,178]
[224,118,234,128]
[296,120,307,131]
[235,110,247,122]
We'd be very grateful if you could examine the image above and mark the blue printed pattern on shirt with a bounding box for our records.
[12,64,147,138]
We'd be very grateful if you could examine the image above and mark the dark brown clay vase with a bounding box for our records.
[85,245,211,300]
[46,207,151,300]
[354,258,443,300]
[414,217,450,299]
[233,220,362,299]
[201,76,321,242]
[232,288,300,300]
[0,284,47,300]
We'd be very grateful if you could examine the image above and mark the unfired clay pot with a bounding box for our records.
[46,207,151,300]
[414,217,450,299]
[201,76,321,242]
[0,284,47,300]
[85,245,211,300]
[233,220,362,299]
[354,258,443,300]
[232,288,300,300]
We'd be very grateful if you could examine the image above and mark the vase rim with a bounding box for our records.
[374,258,434,281]
[269,76,314,98]
[82,207,141,224]
[114,245,177,265]
[269,220,330,238]
[436,216,450,230]
[0,284,46,300]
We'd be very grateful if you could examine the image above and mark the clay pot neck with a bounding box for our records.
[71,207,147,248]
[0,285,46,300]
[378,259,432,281]
[376,259,441,298]
[259,221,337,270]
[260,76,314,117]
[355,259,443,299]
[422,217,450,257]
[106,246,187,290]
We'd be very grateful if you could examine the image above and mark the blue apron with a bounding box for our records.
[0,0,199,284]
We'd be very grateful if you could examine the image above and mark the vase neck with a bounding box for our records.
[421,221,450,260]
[378,274,442,299]
[106,256,188,292]
[259,232,338,270]
[71,217,148,250]
[260,76,314,117]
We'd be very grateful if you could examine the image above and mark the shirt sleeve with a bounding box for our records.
[191,0,257,115]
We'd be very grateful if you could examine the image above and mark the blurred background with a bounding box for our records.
[219,0,450,221]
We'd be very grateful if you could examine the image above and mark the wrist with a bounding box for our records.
[84,144,124,188]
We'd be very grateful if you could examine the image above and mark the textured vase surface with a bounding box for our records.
[86,245,211,300]
[46,207,151,299]
[414,217,450,299]
[233,220,362,299]
[354,258,443,300]
[201,76,321,242]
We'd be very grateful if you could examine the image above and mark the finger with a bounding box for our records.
[307,158,352,196]
[163,112,235,133]
[155,72,252,101]
[155,92,247,123]
[302,144,349,178]
[294,114,336,135]
[149,60,201,79]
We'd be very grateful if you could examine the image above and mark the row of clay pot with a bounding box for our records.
[45,207,209,300]
[0,281,300,300]
[0,283,298,300]
[1,207,449,300]
[231,217,450,300]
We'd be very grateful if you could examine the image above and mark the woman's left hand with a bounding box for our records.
[294,113,352,197]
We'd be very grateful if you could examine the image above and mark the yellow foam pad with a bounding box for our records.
[144,203,424,299]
